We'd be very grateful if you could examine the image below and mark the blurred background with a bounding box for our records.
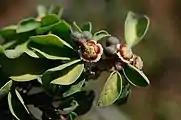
[1,0,181,120]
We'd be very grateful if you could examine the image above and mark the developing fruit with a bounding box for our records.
[117,44,133,63]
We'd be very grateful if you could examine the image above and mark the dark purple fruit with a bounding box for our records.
[104,45,117,55]
[106,37,120,46]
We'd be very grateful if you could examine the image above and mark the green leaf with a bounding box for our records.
[44,59,81,74]
[0,80,12,101]
[41,14,60,27]
[51,63,84,85]
[15,90,30,113]
[10,74,39,82]
[63,77,85,97]
[123,63,150,87]
[124,11,150,47]
[30,34,73,50]
[29,34,76,60]
[61,100,79,114]
[17,18,41,33]
[81,22,92,32]
[0,25,17,40]
[8,90,31,120]
[4,42,39,59]
[51,20,76,47]
[93,30,111,41]
[97,71,122,107]
[1,54,49,82]
[36,14,60,34]
[0,46,4,54]
[31,47,71,60]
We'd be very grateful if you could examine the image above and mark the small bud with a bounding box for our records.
[106,37,120,46]
[104,45,117,55]
[117,44,133,63]
[71,31,83,41]
[82,31,92,40]
[132,55,143,70]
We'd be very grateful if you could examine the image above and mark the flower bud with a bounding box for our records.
[132,55,143,70]
[106,37,120,46]
[82,31,92,40]
[117,44,133,63]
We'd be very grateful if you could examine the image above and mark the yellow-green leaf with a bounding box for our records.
[0,80,12,101]
[125,11,150,47]
[10,74,39,82]
[97,71,122,107]
[51,63,84,85]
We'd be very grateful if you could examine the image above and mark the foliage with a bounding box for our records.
[0,5,150,120]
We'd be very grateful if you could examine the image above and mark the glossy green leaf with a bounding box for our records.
[8,90,31,120]
[15,90,30,113]
[0,25,17,40]
[36,14,60,34]
[63,78,85,97]
[29,34,76,60]
[61,100,79,114]
[115,80,131,105]
[16,18,41,33]
[30,34,73,50]
[125,11,150,47]
[0,46,4,54]
[93,30,111,41]
[45,59,81,74]
[52,20,76,47]
[51,63,84,85]
[0,80,12,101]
[1,40,16,49]
[4,42,39,59]
[10,74,39,82]
[81,22,92,32]
[36,22,60,34]
[31,47,71,60]
[8,92,20,120]
[123,64,150,87]
[41,14,60,27]
[1,54,49,82]
[97,71,122,107]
